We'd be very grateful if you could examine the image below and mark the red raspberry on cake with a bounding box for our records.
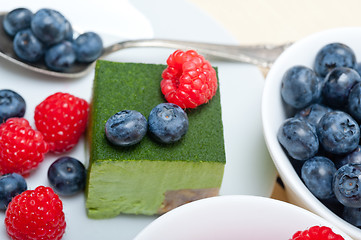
[5,186,66,240]
[291,225,345,240]
[34,92,89,153]
[0,118,48,175]
[161,49,218,109]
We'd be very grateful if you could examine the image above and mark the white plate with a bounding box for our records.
[0,0,277,239]
[135,195,352,240]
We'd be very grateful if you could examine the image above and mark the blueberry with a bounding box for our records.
[13,28,45,62]
[31,8,67,45]
[45,41,76,71]
[47,156,86,196]
[148,103,189,144]
[343,207,361,227]
[281,65,322,109]
[277,117,319,160]
[295,103,332,128]
[3,8,33,37]
[314,42,356,77]
[301,156,336,199]
[0,89,26,123]
[348,82,361,122]
[333,163,361,208]
[316,111,360,155]
[64,20,73,41]
[322,67,360,109]
[0,173,27,210]
[337,146,361,169]
[105,110,147,147]
[355,62,361,77]
[74,32,103,62]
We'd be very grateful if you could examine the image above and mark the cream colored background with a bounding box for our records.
[188,0,361,44]
[186,0,361,200]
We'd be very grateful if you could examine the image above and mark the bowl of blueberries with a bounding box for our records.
[262,27,361,240]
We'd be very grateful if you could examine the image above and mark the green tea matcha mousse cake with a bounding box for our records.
[86,59,226,218]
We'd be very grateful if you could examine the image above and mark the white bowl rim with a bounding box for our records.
[262,27,361,239]
[135,195,352,240]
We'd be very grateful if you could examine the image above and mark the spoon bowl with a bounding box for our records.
[0,12,290,78]
[0,13,93,78]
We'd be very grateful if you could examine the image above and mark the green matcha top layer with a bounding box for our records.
[90,60,225,163]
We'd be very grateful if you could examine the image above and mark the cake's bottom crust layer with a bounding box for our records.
[159,188,219,214]
[86,160,224,218]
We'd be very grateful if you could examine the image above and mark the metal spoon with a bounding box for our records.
[0,12,290,79]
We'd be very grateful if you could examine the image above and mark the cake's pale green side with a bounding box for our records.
[86,160,224,218]
[86,60,226,218]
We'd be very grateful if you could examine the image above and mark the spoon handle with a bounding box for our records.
[102,39,291,68]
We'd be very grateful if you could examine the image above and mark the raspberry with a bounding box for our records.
[5,186,66,240]
[34,92,89,153]
[290,226,345,240]
[161,49,218,109]
[0,118,48,175]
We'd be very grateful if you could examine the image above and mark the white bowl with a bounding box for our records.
[262,27,361,239]
[134,195,351,240]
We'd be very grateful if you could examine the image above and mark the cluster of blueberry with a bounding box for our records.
[3,8,103,71]
[278,42,361,227]
[0,89,87,209]
[105,103,189,146]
